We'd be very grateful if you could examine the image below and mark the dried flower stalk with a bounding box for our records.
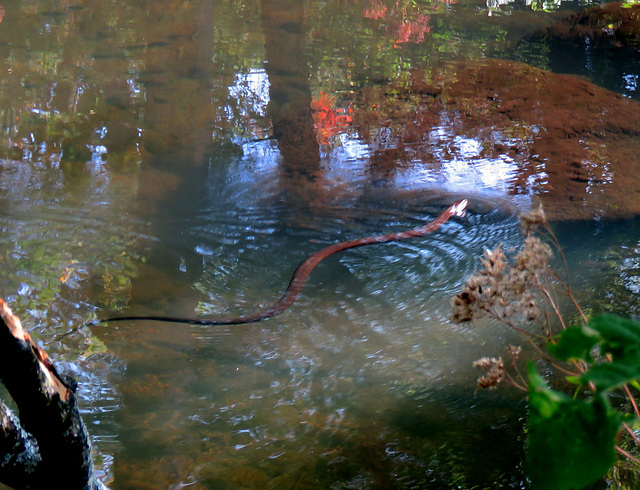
[453,206,570,390]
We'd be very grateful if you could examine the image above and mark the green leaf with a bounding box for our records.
[565,376,581,385]
[547,325,599,362]
[526,364,621,490]
[581,348,640,391]
[588,314,640,356]
[549,315,640,391]
[527,363,571,417]
[580,315,640,391]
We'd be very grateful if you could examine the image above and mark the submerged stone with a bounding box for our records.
[354,58,640,221]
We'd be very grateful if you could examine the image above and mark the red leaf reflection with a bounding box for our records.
[364,0,433,47]
[310,92,353,145]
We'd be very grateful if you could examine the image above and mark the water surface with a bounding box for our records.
[0,0,638,487]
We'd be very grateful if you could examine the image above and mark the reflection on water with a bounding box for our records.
[0,0,638,487]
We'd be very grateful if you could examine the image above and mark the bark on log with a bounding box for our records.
[0,299,105,489]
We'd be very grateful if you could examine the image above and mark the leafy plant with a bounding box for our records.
[527,363,621,490]
[527,314,640,489]
[452,207,640,489]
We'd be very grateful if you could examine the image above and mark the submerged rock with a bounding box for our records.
[353,58,640,221]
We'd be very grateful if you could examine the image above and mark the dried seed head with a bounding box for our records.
[473,357,494,369]
[520,205,548,235]
[479,245,507,276]
[508,344,522,361]
[516,236,552,276]
[473,357,505,389]
[520,294,539,321]
[451,292,474,323]
[452,232,554,325]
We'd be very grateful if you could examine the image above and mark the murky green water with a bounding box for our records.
[0,0,638,487]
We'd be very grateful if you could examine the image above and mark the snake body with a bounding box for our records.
[99,199,468,326]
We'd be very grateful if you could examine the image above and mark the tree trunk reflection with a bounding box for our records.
[262,0,322,204]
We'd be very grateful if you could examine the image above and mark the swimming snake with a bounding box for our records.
[95,199,468,326]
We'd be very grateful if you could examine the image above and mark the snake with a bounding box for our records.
[96,199,468,326]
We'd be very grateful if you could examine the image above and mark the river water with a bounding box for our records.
[0,0,638,488]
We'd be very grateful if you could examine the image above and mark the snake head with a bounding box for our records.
[451,199,469,218]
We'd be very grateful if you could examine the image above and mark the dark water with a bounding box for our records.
[0,0,638,487]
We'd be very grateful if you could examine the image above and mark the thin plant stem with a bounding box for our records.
[510,355,526,387]
[624,384,640,420]
[548,268,588,323]
[623,422,640,446]
[616,446,640,465]
[522,333,577,376]
[492,309,547,340]
[493,311,579,376]
[538,287,566,330]
[504,372,526,391]
[539,224,588,323]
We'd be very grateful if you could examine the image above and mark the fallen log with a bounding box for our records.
[0,299,105,489]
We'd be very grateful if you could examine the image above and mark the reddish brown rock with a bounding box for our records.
[353,59,640,221]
